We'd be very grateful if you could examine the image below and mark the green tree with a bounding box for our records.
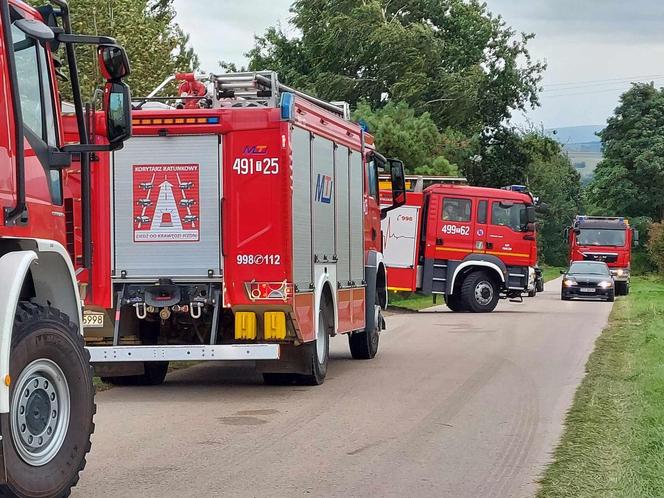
[352,101,465,176]
[51,0,198,100]
[247,0,544,132]
[587,83,664,221]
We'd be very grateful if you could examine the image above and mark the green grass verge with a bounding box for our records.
[538,276,664,498]
[388,291,436,311]
[542,265,565,282]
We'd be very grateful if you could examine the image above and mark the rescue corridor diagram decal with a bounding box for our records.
[132,164,200,242]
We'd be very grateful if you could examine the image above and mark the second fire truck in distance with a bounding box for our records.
[381,180,542,313]
[566,215,638,295]
[65,71,406,386]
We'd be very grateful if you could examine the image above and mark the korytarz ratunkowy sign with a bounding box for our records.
[132,164,200,242]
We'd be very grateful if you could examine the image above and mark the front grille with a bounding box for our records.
[583,253,618,263]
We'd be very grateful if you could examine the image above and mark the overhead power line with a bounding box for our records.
[544,74,664,88]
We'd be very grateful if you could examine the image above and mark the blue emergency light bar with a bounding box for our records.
[502,185,528,192]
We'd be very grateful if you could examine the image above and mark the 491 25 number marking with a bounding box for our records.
[232,157,279,175]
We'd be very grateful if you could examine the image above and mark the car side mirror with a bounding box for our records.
[104,81,132,145]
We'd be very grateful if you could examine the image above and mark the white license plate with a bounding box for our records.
[580,288,595,293]
[83,312,105,328]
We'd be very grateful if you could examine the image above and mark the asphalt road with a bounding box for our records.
[73,278,612,498]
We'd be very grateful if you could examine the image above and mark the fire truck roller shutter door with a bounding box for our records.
[291,127,313,290]
[111,135,221,278]
[311,137,335,262]
[349,151,364,284]
[335,145,351,285]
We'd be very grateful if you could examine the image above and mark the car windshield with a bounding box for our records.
[576,229,626,247]
[569,262,610,276]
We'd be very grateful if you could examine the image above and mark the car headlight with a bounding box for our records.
[598,280,613,289]
[563,278,577,287]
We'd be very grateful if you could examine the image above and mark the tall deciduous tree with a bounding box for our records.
[247,0,544,133]
[588,83,664,221]
[52,0,198,100]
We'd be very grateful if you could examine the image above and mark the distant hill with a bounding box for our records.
[546,125,604,184]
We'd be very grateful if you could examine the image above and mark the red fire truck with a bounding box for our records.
[381,180,541,312]
[566,215,638,295]
[1,0,131,495]
[66,71,406,386]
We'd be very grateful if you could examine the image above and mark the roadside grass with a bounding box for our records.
[542,265,564,282]
[388,291,436,311]
[538,276,664,498]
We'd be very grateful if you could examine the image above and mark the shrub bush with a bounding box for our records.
[647,223,664,275]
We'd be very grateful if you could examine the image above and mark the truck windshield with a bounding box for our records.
[491,202,528,232]
[577,229,626,247]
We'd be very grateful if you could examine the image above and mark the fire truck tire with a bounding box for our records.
[262,373,300,385]
[349,304,381,359]
[0,302,94,498]
[461,271,499,313]
[101,321,168,386]
[444,294,467,313]
[299,306,331,385]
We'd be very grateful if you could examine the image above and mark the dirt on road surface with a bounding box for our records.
[73,279,611,498]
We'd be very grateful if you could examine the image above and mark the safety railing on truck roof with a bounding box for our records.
[134,71,351,119]
[379,175,468,193]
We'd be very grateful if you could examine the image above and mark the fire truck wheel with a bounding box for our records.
[444,294,467,313]
[0,302,94,498]
[349,304,381,359]
[299,307,331,385]
[461,271,499,313]
[262,373,300,385]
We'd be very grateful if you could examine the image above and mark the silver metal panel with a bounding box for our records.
[349,150,365,283]
[87,344,280,362]
[112,135,221,278]
[312,137,335,260]
[291,127,313,289]
[335,146,351,284]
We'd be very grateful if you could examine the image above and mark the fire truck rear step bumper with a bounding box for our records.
[86,344,280,362]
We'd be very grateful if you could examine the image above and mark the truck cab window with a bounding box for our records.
[477,200,487,224]
[491,202,527,232]
[366,158,379,199]
[442,198,471,222]
[11,23,62,205]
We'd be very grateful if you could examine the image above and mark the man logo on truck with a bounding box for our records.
[315,174,333,204]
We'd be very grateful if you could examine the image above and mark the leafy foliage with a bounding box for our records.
[647,223,664,276]
[247,0,544,132]
[50,0,198,100]
[352,101,462,176]
[587,83,664,222]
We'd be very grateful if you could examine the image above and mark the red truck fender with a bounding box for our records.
[449,259,506,293]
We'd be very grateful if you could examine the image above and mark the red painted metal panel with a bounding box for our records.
[336,288,353,334]
[294,292,315,342]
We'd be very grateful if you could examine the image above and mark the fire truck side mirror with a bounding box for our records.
[633,229,640,247]
[563,227,570,240]
[97,45,131,80]
[388,158,406,206]
[104,81,132,145]
[526,205,536,224]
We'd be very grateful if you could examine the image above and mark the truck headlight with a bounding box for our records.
[616,269,624,277]
[598,280,613,289]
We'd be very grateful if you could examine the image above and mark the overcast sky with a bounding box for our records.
[172,0,664,129]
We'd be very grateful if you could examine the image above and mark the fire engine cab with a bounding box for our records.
[566,216,638,296]
[381,180,540,313]
[66,71,406,386]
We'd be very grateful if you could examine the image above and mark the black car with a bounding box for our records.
[561,261,615,302]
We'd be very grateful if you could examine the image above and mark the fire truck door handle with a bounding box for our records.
[436,237,443,245]
[487,242,493,249]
